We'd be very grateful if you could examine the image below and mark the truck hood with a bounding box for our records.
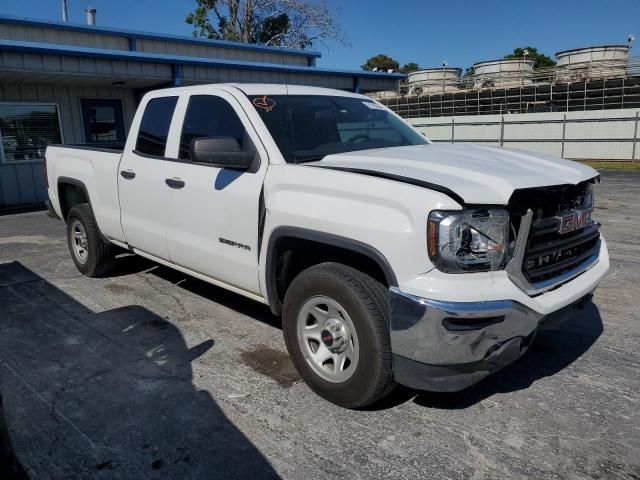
[310,144,598,205]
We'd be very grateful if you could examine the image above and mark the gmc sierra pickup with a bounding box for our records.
[45,84,609,408]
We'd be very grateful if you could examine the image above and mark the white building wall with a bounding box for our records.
[409,109,640,161]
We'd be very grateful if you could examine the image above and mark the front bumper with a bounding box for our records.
[389,236,609,392]
[390,288,592,392]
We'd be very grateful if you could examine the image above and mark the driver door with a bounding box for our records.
[162,90,268,295]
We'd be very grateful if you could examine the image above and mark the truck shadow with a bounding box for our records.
[107,253,281,329]
[145,261,605,412]
[0,261,279,479]
[408,301,604,410]
[147,263,281,329]
[108,252,158,277]
[0,394,28,479]
[106,253,604,412]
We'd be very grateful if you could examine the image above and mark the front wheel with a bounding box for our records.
[66,203,114,277]
[282,263,395,408]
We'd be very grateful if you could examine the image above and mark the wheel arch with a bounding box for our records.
[57,177,92,222]
[264,226,398,316]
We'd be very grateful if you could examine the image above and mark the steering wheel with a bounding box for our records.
[348,134,371,143]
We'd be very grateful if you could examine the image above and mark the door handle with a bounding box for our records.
[165,178,185,189]
[120,169,136,180]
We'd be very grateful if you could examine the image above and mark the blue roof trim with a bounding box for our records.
[0,14,322,59]
[0,39,406,79]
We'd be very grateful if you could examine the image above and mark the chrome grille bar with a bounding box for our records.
[506,210,600,296]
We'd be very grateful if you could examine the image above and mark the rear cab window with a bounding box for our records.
[135,96,178,157]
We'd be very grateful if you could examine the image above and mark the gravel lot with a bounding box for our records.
[1,170,639,479]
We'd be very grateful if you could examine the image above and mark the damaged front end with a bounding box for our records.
[506,180,601,295]
[389,179,603,392]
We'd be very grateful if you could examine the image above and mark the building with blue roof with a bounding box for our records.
[0,14,403,208]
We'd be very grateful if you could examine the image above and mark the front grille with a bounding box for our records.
[506,179,601,293]
[522,217,600,284]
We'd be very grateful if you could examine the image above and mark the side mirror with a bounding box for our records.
[190,137,254,170]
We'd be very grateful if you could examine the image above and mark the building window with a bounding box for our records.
[135,96,178,157]
[0,104,62,162]
[80,98,126,145]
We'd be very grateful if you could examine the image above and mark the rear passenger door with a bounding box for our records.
[162,91,268,295]
[118,95,179,260]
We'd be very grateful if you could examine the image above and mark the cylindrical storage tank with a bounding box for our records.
[407,67,462,94]
[555,45,629,81]
[472,59,534,88]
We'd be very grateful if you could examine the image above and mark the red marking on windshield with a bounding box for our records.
[253,95,276,112]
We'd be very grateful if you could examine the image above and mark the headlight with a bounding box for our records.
[427,209,510,273]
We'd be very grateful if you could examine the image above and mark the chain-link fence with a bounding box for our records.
[376,58,640,118]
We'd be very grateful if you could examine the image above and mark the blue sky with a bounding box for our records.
[2,0,639,71]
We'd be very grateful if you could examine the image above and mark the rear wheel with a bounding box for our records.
[66,203,114,277]
[282,262,395,408]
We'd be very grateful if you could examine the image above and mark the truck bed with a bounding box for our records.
[52,142,125,154]
[45,144,125,243]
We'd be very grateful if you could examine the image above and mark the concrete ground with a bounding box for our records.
[0,170,639,479]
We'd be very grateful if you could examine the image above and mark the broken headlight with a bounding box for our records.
[427,209,510,273]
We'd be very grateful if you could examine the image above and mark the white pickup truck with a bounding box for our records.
[45,84,609,408]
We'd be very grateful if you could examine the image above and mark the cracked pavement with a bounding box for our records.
[0,170,639,479]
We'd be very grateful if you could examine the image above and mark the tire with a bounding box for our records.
[66,203,114,277]
[282,262,395,408]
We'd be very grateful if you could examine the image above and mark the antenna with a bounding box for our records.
[61,0,68,22]
[279,41,290,96]
[279,41,297,163]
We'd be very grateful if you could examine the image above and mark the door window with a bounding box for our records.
[80,99,125,145]
[135,96,178,157]
[179,95,251,160]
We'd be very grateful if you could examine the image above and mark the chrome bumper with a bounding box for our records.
[389,287,591,392]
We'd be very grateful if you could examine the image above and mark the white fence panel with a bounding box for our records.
[409,108,640,161]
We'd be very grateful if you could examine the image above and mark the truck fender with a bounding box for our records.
[56,177,110,243]
[264,226,398,315]
[57,176,93,221]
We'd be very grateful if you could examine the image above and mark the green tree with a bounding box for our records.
[504,47,556,69]
[255,14,290,45]
[186,0,344,49]
[362,54,400,72]
[400,62,420,74]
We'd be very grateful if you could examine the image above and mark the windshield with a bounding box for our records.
[248,95,428,163]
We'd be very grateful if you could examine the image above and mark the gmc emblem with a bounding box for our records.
[556,208,593,235]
